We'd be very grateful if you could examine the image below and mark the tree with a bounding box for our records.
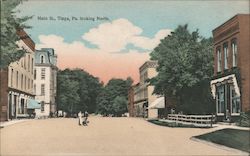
[113,96,128,117]
[57,75,80,115]
[96,78,132,116]
[150,24,214,114]
[56,69,102,115]
[1,0,32,68]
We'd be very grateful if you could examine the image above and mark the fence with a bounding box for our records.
[166,114,215,127]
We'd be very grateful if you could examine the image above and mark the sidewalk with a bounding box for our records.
[213,123,250,131]
[0,119,29,128]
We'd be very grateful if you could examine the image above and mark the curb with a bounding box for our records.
[190,137,249,155]
[0,119,29,128]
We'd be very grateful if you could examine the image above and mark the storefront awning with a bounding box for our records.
[210,74,240,99]
[148,97,165,109]
[27,99,40,109]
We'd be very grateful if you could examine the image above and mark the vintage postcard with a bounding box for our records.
[0,0,250,155]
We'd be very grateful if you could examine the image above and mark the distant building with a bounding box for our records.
[210,14,250,121]
[0,29,36,121]
[34,48,57,118]
[128,86,135,117]
[133,60,159,118]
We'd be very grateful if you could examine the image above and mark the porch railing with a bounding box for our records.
[166,114,215,127]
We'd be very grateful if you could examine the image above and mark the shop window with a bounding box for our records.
[41,101,45,112]
[217,86,225,114]
[231,86,241,114]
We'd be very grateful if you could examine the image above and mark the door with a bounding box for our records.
[13,95,17,118]
[8,94,12,119]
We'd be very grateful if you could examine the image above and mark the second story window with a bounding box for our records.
[217,47,221,72]
[34,69,37,80]
[232,39,237,67]
[16,71,18,88]
[41,68,46,80]
[34,84,36,94]
[28,55,30,72]
[11,69,13,87]
[223,43,228,70]
[21,74,23,89]
[41,84,45,96]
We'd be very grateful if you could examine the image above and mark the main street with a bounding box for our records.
[0,117,245,156]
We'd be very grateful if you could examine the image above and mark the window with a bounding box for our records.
[16,71,18,88]
[34,69,37,80]
[41,101,45,112]
[232,39,237,67]
[21,74,23,89]
[231,86,241,114]
[24,76,26,90]
[34,84,36,94]
[31,80,33,89]
[11,69,13,87]
[28,78,30,89]
[217,86,225,114]
[41,84,45,95]
[223,43,228,69]
[28,55,30,72]
[21,58,24,67]
[21,99,25,114]
[24,55,26,69]
[31,58,34,74]
[40,55,45,64]
[217,47,221,72]
[41,68,46,80]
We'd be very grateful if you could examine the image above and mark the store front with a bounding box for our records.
[211,74,241,122]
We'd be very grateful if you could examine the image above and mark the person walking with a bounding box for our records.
[78,111,83,126]
[83,111,89,126]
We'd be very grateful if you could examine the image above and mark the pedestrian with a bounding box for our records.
[78,111,83,126]
[83,111,89,126]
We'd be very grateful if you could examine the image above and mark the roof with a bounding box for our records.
[16,29,35,51]
[212,14,249,34]
[148,97,165,109]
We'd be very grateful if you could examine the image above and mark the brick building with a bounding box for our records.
[210,14,250,121]
[133,61,159,118]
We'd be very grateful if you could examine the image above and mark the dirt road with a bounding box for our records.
[0,117,246,155]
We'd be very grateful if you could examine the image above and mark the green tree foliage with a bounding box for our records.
[1,0,32,68]
[150,24,215,114]
[57,76,80,115]
[113,96,128,117]
[56,69,102,115]
[96,78,132,116]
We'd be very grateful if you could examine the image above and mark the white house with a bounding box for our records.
[34,48,57,118]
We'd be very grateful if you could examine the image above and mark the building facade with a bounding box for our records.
[34,48,57,117]
[133,61,159,118]
[0,29,35,121]
[210,14,250,121]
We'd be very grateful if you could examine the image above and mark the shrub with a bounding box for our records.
[237,111,250,127]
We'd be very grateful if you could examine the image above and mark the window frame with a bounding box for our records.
[231,39,237,67]
[216,47,222,72]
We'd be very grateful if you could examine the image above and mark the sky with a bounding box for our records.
[17,0,249,83]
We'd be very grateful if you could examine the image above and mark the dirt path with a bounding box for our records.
[0,117,247,156]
